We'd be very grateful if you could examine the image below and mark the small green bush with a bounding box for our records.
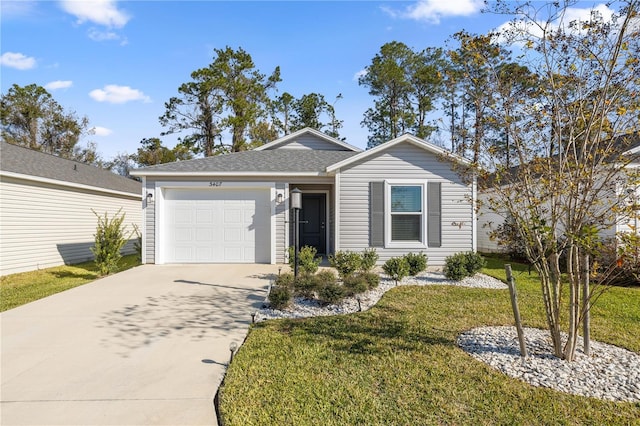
[343,274,368,296]
[444,252,486,280]
[91,208,130,276]
[268,285,291,310]
[315,269,337,286]
[293,273,319,298]
[360,248,379,272]
[464,252,486,276]
[275,272,295,288]
[329,250,362,278]
[404,252,428,276]
[360,271,380,289]
[382,257,410,285]
[443,253,468,281]
[318,281,345,305]
[288,246,321,275]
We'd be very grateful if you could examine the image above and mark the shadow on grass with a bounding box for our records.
[50,270,98,281]
[268,303,454,356]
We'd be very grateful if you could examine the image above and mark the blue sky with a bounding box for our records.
[0,0,606,160]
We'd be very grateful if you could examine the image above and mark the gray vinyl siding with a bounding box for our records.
[337,142,473,266]
[477,191,504,253]
[145,179,156,264]
[0,175,142,276]
[275,182,287,263]
[266,134,350,151]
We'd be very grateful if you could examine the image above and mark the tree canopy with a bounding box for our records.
[0,83,95,162]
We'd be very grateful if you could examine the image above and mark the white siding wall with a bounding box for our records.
[0,176,142,276]
[477,191,504,253]
[338,143,473,266]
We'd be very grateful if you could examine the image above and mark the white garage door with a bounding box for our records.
[164,188,270,263]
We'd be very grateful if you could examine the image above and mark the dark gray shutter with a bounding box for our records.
[370,182,384,247]
[427,182,441,247]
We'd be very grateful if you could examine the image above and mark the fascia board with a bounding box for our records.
[0,170,141,198]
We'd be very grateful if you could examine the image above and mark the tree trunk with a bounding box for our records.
[582,254,591,356]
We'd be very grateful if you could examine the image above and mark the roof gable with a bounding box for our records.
[254,128,362,152]
[326,134,470,172]
[0,142,141,196]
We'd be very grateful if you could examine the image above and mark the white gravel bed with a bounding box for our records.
[458,326,640,402]
[255,271,506,321]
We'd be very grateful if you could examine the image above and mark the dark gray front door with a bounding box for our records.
[300,193,326,255]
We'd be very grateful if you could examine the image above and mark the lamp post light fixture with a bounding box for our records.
[291,188,302,278]
[229,341,238,363]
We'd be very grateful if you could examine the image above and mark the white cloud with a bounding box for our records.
[385,0,484,24]
[0,52,36,70]
[89,84,150,104]
[353,69,368,81]
[91,126,113,136]
[45,80,73,90]
[60,0,130,28]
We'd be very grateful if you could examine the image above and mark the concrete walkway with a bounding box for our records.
[1,264,276,425]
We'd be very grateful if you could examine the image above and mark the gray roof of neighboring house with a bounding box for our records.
[0,142,141,195]
[132,150,359,174]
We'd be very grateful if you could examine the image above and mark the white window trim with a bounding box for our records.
[384,179,427,249]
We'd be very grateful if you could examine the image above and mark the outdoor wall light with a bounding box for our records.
[277,192,284,204]
[146,192,153,201]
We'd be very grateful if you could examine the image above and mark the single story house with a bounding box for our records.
[130,128,476,266]
[0,142,142,276]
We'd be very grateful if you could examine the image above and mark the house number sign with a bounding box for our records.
[209,181,223,187]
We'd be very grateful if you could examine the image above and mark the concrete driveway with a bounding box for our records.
[0,264,276,425]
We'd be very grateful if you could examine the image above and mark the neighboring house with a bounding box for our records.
[130,128,476,267]
[477,134,640,253]
[0,142,142,276]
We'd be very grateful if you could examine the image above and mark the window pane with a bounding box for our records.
[391,215,421,241]
[391,186,421,212]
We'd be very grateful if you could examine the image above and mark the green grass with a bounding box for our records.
[219,257,640,425]
[0,255,140,312]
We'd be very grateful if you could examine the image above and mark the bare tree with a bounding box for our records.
[481,0,639,361]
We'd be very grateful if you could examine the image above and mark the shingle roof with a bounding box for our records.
[131,150,359,174]
[0,142,141,195]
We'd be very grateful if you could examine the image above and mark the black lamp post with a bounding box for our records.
[291,188,302,278]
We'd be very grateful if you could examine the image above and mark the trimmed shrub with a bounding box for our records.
[275,272,295,288]
[329,250,362,278]
[444,253,468,280]
[404,252,428,276]
[91,208,130,276]
[293,273,320,298]
[360,248,379,273]
[288,245,321,275]
[382,257,410,285]
[343,274,369,296]
[315,269,338,286]
[464,252,486,276]
[444,252,486,280]
[318,281,345,305]
[268,286,291,310]
[361,271,381,289]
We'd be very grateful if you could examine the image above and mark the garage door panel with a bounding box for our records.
[164,188,270,263]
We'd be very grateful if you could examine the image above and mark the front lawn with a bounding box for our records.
[0,254,140,312]
[219,257,640,425]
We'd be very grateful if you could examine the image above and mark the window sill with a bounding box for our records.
[385,241,427,249]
